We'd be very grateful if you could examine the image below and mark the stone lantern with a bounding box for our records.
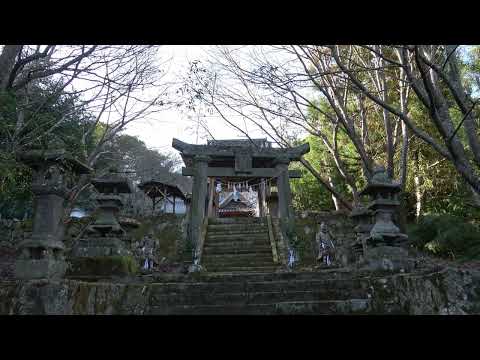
[71,168,133,259]
[357,165,411,272]
[359,165,408,246]
[14,150,91,280]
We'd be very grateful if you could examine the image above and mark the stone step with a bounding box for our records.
[207,229,268,236]
[207,224,268,232]
[205,243,270,251]
[202,253,274,262]
[145,278,366,295]
[148,288,369,307]
[205,240,272,248]
[209,218,266,225]
[203,240,272,248]
[204,243,270,252]
[245,278,367,294]
[203,261,276,269]
[208,224,267,229]
[203,263,276,271]
[207,230,268,237]
[203,246,273,255]
[204,241,271,247]
[206,234,270,242]
[202,257,274,265]
[147,299,371,315]
[205,233,270,242]
[145,268,363,284]
[204,265,278,273]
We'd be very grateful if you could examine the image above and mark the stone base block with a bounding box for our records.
[71,237,130,258]
[188,263,205,273]
[67,255,138,278]
[15,259,67,280]
[359,246,415,273]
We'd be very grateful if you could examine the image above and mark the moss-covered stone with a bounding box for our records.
[67,255,138,277]
[293,218,317,265]
[2,265,480,314]
[289,213,356,267]
[131,214,186,262]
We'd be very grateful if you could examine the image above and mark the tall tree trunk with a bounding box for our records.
[413,150,424,222]
[382,104,395,178]
[374,46,394,178]
[443,45,480,166]
[396,120,410,232]
[414,46,480,193]
[0,45,22,90]
[414,177,423,221]
[399,122,409,189]
[328,176,341,211]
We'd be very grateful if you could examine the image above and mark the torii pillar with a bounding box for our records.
[189,155,210,254]
[275,156,296,250]
[275,157,294,220]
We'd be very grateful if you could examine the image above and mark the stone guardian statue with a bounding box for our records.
[316,222,335,266]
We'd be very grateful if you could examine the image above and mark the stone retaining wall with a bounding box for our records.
[1,266,478,314]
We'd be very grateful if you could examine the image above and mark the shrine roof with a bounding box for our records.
[206,138,271,148]
[218,192,254,209]
[172,138,310,168]
[138,172,192,199]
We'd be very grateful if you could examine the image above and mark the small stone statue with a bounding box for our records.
[141,233,156,271]
[316,222,335,266]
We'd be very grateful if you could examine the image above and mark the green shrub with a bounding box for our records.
[408,214,480,261]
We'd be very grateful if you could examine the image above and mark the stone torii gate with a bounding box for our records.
[172,138,310,259]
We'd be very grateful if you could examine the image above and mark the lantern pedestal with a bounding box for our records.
[69,170,136,278]
[14,150,91,280]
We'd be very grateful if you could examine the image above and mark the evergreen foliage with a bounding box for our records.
[408,215,480,261]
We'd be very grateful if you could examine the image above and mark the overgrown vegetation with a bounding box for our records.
[408,215,480,261]
[0,45,177,221]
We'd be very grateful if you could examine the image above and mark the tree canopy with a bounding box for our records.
[182,45,480,222]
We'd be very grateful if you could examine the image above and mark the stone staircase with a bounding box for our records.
[165,217,374,314]
[0,267,459,315]
[141,270,375,315]
[201,217,278,273]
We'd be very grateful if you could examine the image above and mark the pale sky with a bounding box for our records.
[123,45,261,155]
